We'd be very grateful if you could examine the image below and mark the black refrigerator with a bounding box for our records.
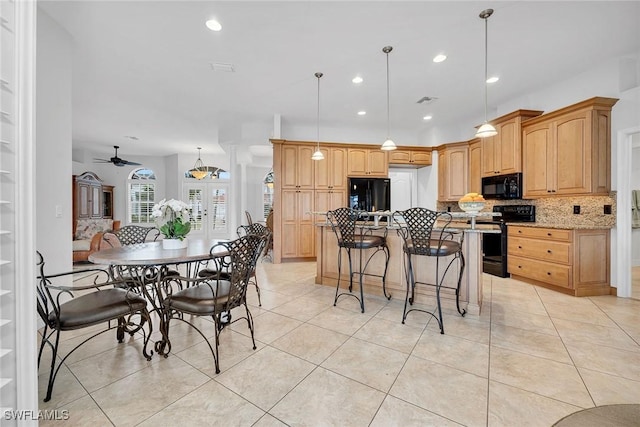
[348,178,391,213]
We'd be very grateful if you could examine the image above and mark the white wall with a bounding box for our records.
[36,10,73,272]
[632,135,640,266]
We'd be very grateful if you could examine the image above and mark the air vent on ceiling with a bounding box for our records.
[209,62,235,72]
[416,96,438,104]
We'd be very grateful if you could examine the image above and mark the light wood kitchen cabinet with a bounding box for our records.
[281,144,315,189]
[437,142,468,202]
[522,97,617,198]
[272,140,318,262]
[508,225,610,296]
[315,146,347,190]
[388,147,432,167]
[281,189,316,258]
[347,147,388,176]
[468,139,482,195]
[480,110,543,177]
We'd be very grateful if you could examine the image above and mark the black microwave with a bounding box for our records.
[481,173,522,199]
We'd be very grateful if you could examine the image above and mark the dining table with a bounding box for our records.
[89,238,229,355]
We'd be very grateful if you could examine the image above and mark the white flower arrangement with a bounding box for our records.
[151,198,192,240]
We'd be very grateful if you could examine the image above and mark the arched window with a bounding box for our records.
[128,168,156,224]
[263,170,274,220]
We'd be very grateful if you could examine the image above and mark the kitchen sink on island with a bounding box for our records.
[314,211,501,316]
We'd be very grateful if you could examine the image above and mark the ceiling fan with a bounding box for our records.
[94,145,141,167]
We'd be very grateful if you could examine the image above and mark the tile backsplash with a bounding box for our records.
[438,192,617,228]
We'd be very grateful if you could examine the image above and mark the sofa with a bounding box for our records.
[72,219,121,263]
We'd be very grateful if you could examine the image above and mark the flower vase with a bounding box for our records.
[162,238,188,250]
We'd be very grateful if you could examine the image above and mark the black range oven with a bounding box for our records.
[481,204,535,278]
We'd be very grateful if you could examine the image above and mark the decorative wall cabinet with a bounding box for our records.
[347,148,388,176]
[508,225,610,296]
[480,110,543,177]
[388,147,432,167]
[468,139,482,195]
[72,172,115,233]
[437,142,469,202]
[522,97,617,198]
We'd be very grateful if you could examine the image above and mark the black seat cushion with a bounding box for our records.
[338,235,386,250]
[164,281,231,315]
[404,239,461,257]
[197,269,231,280]
[50,288,147,330]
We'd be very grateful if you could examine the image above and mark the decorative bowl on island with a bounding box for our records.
[458,193,486,213]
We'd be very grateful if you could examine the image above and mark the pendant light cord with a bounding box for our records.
[484,14,489,123]
[315,72,323,151]
[386,50,391,138]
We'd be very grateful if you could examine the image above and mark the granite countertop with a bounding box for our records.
[505,222,613,230]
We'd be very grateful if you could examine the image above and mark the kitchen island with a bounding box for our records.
[315,213,500,315]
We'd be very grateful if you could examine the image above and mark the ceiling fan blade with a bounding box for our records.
[93,158,112,163]
[121,160,142,166]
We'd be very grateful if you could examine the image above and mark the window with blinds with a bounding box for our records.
[128,169,156,224]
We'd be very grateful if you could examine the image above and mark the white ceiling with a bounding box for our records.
[39,1,640,159]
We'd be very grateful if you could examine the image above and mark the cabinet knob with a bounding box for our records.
[517,265,522,269]
[547,272,551,275]
[547,249,552,253]
[518,230,522,233]
[547,233,552,236]
[518,246,522,249]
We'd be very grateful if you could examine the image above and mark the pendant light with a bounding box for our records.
[311,72,325,161]
[191,147,208,179]
[381,46,397,151]
[475,9,498,138]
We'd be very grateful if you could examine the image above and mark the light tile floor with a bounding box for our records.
[39,261,640,426]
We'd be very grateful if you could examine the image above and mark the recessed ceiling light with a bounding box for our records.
[352,76,363,84]
[486,76,499,83]
[423,115,433,121]
[357,111,366,116]
[433,54,447,63]
[205,19,222,31]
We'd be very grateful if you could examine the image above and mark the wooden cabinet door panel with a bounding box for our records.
[481,137,498,177]
[297,146,315,189]
[469,141,482,194]
[523,125,552,197]
[281,190,298,222]
[411,151,432,165]
[347,148,368,175]
[330,148,348,188]
[298,223,316,257]
[574,231,609,287]
[499,120,520,174]
[555,114,589,194]
[389,150,411,164]
[368,150,388,176]
[281,223,298,257]
[508,226,571,241]
[281,145,299,188]
[314,147,331,188]
[448,148,468,200]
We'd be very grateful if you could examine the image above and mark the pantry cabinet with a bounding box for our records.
[522,97,617,198]
[508,225,610,296]
[468,139,482,195]
[315,146,348,212]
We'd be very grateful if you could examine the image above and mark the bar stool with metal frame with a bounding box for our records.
[327,207,391,313]
[392,207,466,333]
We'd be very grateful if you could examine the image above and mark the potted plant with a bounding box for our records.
[152,198,192,249]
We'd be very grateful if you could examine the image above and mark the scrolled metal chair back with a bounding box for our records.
[393,207,451,256]
[328,207,365,248]
[211,234,265,310]
[103,225,160,247]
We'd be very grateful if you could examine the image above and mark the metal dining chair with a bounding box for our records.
[392,207,466,333]
[36,251,152,402]
[327,207,391,313]
[158,234,266,373]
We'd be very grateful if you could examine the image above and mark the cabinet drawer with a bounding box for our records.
[508,237,571,264]
[508,226,571,242]
[508,255,572,289]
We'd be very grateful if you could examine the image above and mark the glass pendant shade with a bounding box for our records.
[312,72,325,161]
[311,149,324,160]
[475,123,497,138]
[381,139,397,151]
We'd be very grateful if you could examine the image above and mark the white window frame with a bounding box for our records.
[127,168,157,225]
